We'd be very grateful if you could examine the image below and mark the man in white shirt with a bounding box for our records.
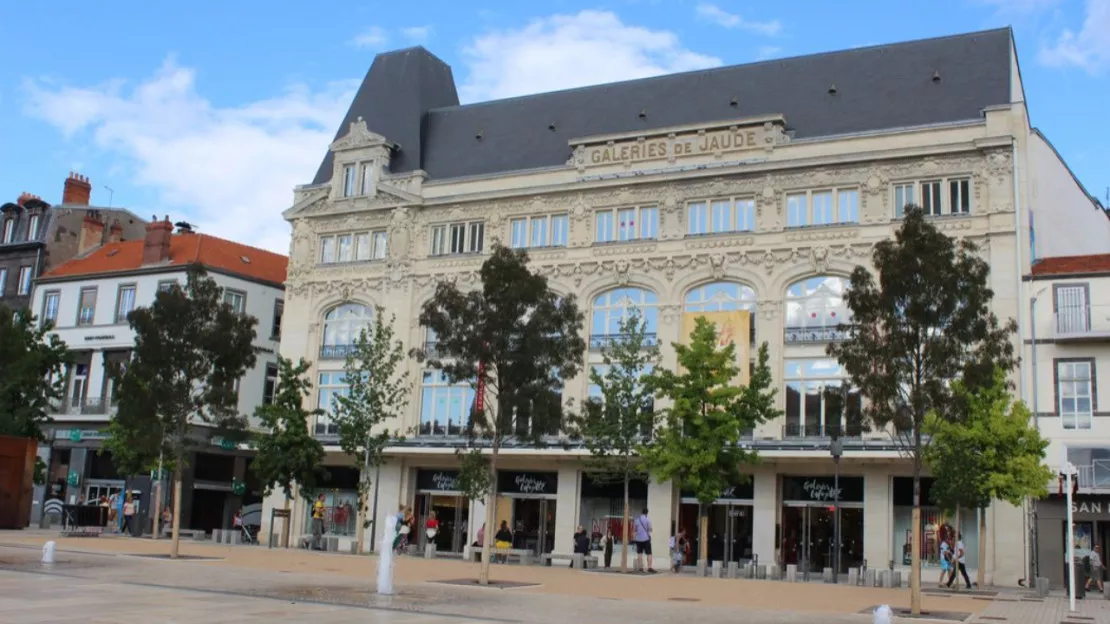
[946,532,973,590]
[632,507,656,573]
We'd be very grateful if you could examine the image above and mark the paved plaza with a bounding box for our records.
[1,532,1108,623]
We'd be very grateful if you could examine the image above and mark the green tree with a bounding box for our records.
[106,265,257,558]
[332,307,409,554]
[416,244,585,584]
[925,367,1052,587]
[0,304,70,441]
[567,310,659,573]
[643,318,779,568]
[252,357,328,548]
[827,207,1016,613]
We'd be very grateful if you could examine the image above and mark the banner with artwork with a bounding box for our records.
[679,310,750,384]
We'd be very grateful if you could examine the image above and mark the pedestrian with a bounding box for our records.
[946,532,973,590]
[571,525,589,568]
[670,528,688,573]
[311,493,326,550]
[425,510,439,547]
[603,528,614,569]
[1087,544,1104,593]
[394,506,413,555]
[121,494,135,536]
[938,535,951,588]
[494,521,513,564]
[633,507,656,573]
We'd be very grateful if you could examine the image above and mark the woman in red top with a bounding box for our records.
[425,510,439,546]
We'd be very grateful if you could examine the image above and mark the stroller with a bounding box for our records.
[233,510,259,545]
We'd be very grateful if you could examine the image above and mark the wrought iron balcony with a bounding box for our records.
[782,422,864,439]
[318,344,356,360]
[589,332,659,350]
[1053,305,1110,342]
[783,325,850,344]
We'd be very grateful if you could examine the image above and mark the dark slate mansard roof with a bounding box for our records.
[313,28,1014,184]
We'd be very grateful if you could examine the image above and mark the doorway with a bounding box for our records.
[416,494,469,553]
[709,503,754,563]
[511,498,556,556]
[781,504,862,574]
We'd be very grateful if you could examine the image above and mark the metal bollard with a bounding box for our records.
[848,567,860,585]
[756,564,768,580]
[823,567,834,583]
[727,561,739,579]
[711,561,723,578]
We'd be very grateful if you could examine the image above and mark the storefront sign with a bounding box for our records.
[84,334,116,341]
[416,469,461,492]
[782,476,864,504]
[497,471,558,496]
[681,478,754,502]
[55,429,108,442]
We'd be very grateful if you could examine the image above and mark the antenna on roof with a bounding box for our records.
[104,185,114,208]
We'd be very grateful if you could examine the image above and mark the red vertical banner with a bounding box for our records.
[475,359,486,413]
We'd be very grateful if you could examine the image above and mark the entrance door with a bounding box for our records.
[419,494,469,553]
[512,498,556,556]
[782,505,834,574]
[707,504,753,563]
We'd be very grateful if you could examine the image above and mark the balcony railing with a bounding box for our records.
[1053,305,1110,342]
[589,333,659,350]
[318,344,356,360]
[1075,459,1110,491]
[783,325,851,344]
[783,422,864,439]
[50,396,114,416]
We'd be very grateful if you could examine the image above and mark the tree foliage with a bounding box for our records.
[252,357,328,502]
[643,318,779,563]
[827,207,1016,611]
[332,307,409,551]
[106,265,257,556]
[416,244,585,583]
[0,305,70,441]
[567,310,659,572]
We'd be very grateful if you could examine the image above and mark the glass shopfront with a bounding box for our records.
[678,478,755,565]
[413,469,469,553]
[302,466,359,537]
[578,473,647,550]
[891,477,979,569]
[496,471,558,556]
[781,476,864,574]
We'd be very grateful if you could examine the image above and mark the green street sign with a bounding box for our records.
[68,429,82,442]
[219,438,236,450]
[231,480,246,496]
[66,471,79,487]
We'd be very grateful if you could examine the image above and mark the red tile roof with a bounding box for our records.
[42,233,287,285]
[1031,254,1110,277]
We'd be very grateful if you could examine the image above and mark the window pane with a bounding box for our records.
[354,233,371,260]
[337,235,353,262]
[711,200,732,233]
[361,163,373,195]
[343,165,356,197]
[450,224,465,253]
[320,237,335,263]
[688,202,708,235]
[551,215,568,246]
[812,191,834,225]
[431,226,446,255]
[469,222,484,252]
[735,199,755,231]
[510,218,527,248]
[922,181,942,216]
[596,211,613,242]
[372,231,387,259]
[116,286,136,322]
[786,194,807,227]
[640,207,658,239]
[530,216,548,247]
[837,189,859,223]
[617,209,635,241]
[950,179,971,214]
[894,184,915,217]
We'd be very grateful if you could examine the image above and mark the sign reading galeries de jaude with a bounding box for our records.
[569,115,790,172]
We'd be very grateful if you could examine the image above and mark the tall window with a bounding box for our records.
[786,189,860,227]
[595,206,658,243]
[17,266,32,295]
[2,218,13,243]
[1058,360,1094,430]
[77,287,97,326]
[784,359,862,437]
[223,289,246,314]
[684,281,758,344]
[27,214,40,240]
[321,230,387,264]
[0,268,6,295]
[271,300,284,339]
[321,303,374,358]
[510,214,569,248]
[590,287,659,348]
[688,198,755,235]
[262,363,279,406]
[115,284,136,323]
[420,369,474,436]
[430,221,484,256]
[784,276,851,343]
[894,178,973,217]
[42,291,59,326]
[319,236,336,263]
[360,162,374,195]
[342,165,357,197]
[315,372,347,436]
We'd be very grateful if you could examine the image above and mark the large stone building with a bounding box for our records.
[270,28,1108,584]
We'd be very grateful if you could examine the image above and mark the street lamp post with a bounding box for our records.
[1062,449,1078,613]
[831,434,843,584]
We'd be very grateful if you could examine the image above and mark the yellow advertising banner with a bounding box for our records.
[680,310,751,385]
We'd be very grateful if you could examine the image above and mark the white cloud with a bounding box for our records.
[23,60,355,253]
[349,26,389,49]
[1039,0,1110,73]
[459,10,721,102]
[402,25,432,43]
[695,3,781,36]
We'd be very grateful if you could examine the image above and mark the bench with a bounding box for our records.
[469,546,533,565]
[163,526,206,540]
[541,552,599,569]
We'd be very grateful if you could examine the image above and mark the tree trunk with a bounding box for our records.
[977,508,987,588]
[281,495,291,548]
[699,503,709,573]
[910,471,922,614]
[955,506,962,591]
[479,450,498,585]
[170,473,183,559]
[355,471,369,555]
[621,475,630,573]
[152,479,162,540]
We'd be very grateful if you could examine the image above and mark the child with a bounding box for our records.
[670,529,688,573]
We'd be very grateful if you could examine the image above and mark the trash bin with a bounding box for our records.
[1066,563,1087,599]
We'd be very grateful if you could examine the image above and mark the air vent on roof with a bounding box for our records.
[240,255,251,264]
[828,84,837,95]
[107,249,120,257]
[638,108,647,119]
[475,130,484,141]
[932,70,941,82]
[548,123,557,131]
[729,97,738,107]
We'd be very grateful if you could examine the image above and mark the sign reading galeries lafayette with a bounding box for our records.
[569,115,790,171]
[497,471,558,496]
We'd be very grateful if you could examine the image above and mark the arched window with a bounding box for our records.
[320,303,373,358]
[590,287,659,348]
[784,276,852,343]
[685,281,758,344]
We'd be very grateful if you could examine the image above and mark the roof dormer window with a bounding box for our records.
[361,162,374,195]
[342,165,357,197]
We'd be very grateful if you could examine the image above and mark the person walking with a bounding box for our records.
[602,528,614,569]
[121,494,136,536]
[670,528,689,573]
[632,507,656,573]
[946,532,973,590]
[311,493,326,550]
[1087,544,1104,593]
[571,525,590,568]
[938,536,951,588]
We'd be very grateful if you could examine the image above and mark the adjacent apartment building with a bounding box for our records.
[31,217,287,532]
[269,28,1107,584]
[0,173,147,311]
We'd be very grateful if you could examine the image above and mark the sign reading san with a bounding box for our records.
[569,114,790,172]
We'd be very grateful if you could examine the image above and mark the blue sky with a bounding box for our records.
[1,0,1106,252]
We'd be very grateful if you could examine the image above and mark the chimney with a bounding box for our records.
[108,219,124,243]
[16,192,42,207]
[142,215,173,265]
[77,211,105,256]
[63,172,92,205]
